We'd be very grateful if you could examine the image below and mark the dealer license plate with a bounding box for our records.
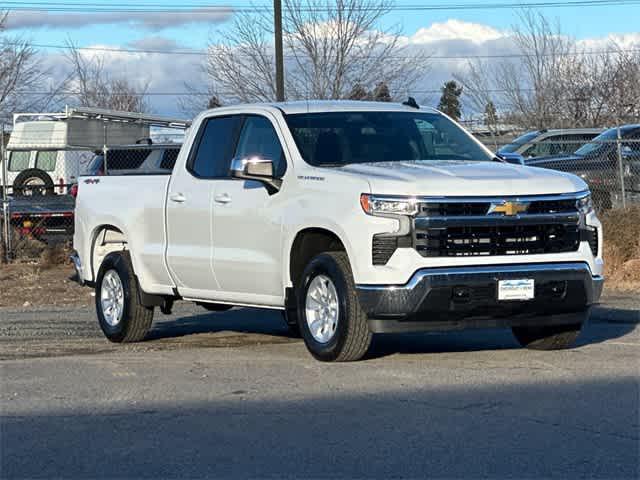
[498,279,535,301]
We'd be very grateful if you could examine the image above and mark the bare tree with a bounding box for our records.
[178,81,224,117]
[0,11,57,121]
[204,0,429,103]
[64,41,149,112]
[456,10,640,129]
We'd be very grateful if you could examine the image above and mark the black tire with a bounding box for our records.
[13,168,55,197]
[296,252,372,362]
[95,251,154,343]
[512,323,583,350]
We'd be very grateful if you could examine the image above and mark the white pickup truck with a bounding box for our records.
[72,100,604,362]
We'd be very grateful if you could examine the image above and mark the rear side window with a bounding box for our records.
[189,116,242,178]
[160,149,180,170]
[8,151,30,171]
[35,151,57,171]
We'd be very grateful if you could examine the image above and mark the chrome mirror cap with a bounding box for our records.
[230,156,282,193]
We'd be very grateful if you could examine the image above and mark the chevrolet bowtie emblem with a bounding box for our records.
[488,201,529,216]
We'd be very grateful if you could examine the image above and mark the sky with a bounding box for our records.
[3,1,640,116]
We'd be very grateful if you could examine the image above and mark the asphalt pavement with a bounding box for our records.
[0,296,638,479]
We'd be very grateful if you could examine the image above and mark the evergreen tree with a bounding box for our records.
[207,95,222,109]
[484,101,498,132]
[372,82,392,102]
[437,80,463,120]
[348,83,370,100]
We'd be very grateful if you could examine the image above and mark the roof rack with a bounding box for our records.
[13,106,191,129]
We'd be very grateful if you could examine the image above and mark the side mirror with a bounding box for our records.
[230,156,282,194]
[621,146,634,159]
[496,152,526,165]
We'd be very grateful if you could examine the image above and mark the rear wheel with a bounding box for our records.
[512,323,583,350]
[296,252,372,362]
[95,251,154,342]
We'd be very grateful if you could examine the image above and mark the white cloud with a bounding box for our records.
[4,9,233,32]
[407,19,505,45]
[577,32,640,50]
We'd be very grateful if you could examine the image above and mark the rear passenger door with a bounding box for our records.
[165,115,243,299]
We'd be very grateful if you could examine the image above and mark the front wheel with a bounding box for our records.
[296,252,372,362]
[512,323,583,350]
[95,251,154,342]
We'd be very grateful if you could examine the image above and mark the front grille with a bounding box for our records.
[415,224,581,257]
[528,199,577,214]
[418,202,489,217]
[370,194,586,264]
[416,198,579,217]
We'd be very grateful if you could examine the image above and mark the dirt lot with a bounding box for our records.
[0,262,91,308]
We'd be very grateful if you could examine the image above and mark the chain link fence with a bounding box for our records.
[1,118,183,262]
[1,113,638,262]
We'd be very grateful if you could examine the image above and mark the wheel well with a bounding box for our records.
[289,228,345,287]
[91,225,127,280]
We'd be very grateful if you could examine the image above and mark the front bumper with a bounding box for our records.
[356,263,603,333]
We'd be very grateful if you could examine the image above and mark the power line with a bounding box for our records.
[10,88,540,97]
[3,0,640,12]
[9,41,640,61]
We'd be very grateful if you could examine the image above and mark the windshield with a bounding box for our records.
[497,131,540,153]
[285,111,492,166]
[574,128,618,157]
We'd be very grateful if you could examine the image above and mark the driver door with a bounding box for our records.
[210,114,288,305]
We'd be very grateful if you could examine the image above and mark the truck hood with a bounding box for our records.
[336,160,587,196]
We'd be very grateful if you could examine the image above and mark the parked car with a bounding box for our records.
[498,128,604,161]
[526,125,640,210]
[72,100,603,362]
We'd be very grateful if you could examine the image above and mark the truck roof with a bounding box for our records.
[202,100,439,116]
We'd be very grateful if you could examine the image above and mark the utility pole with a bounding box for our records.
[274,0,285,101]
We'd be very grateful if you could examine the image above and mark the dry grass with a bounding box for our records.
[601,206,640,291]
[0,263,91,308]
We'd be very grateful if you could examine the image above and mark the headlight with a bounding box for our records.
[576,194,594,215]
[360,194,418,216]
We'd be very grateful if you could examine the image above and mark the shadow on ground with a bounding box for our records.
[2,378,638,479]
[144,305,637,359]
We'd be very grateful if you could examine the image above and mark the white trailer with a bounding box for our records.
[2,107,189,196]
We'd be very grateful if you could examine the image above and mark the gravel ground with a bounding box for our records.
[0,295,638,479]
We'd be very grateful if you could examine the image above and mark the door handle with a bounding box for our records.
[214,193,232,204]
[169,193,186,203]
